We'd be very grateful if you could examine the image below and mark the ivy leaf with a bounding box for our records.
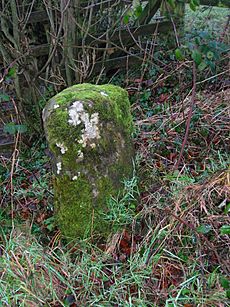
[175,48,184,61]
[192,49,202,65]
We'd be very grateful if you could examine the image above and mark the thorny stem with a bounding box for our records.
[175,61,196,169]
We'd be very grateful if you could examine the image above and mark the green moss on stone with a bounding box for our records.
[43,83,134,238]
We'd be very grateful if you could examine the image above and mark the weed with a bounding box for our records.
[104,173,139,232]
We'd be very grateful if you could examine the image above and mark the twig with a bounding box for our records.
[175,62,196,169]
[196,69,229,85]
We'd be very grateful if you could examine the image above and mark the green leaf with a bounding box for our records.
[134,5,142,17]
[175,48,184,61]
[206,51,214,60]
[7,67,16,78]
[195,37,201,46]
[226,290,230,299]
[129,203,136,209]
[3,123,27,134]
[196,224,212,234]
[189,0,200,11]
[181,289,190,295]
[44,217,55,231]
[198,61,207,71]
[189,1,197,11]
[3,123,17,134]
[220,277,229,289]
[123,14,130,24]
[220,225,230,235]
[192,49,202,65]
[15,124,27,133]
[178,251,188,262]
[0,93,10,102]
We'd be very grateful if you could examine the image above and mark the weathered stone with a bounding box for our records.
[43,83,134,238]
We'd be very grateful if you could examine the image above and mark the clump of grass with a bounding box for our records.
[0,226,155,306]
[104,172,139,231]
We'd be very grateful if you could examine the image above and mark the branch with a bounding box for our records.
[33,0,72,81]
[175,61,196,169]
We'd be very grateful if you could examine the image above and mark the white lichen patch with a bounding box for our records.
[72,172,81,180]
[68,101,84,126]
[57,162,62,174]
[68,101,100,147]
[56,143,68,154]
[53,104,60,109]
[100,91,108,97]
[81,112,100,146]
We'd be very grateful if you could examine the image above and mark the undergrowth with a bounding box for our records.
[0,4,230,307]
[0,87,229,305]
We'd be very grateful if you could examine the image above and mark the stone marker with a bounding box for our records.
[43,83,134,238]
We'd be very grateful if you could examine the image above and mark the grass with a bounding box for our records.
[0,222,153,305]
